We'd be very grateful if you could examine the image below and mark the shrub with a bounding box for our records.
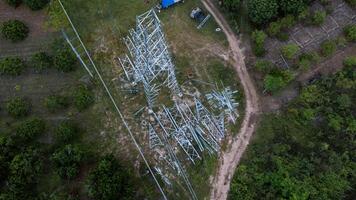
[1,20,29,42]
[73,85,94,111]
[6,0,22,7]
[16,118,45,141]
[251,30,267,56]
[0,57,25,76]
[255,60,274,74]
[345,0,356,7]
[51,144,84,179]
[53,49,77,72]
[223,0,240,11]
[86,155,135,200]
[320,40,336,57]
[281,43,300,60]
[279,0,307,15]
[6,97,31,118]
[24,0,49,10]
[264,70,293,93]
[30,52,52,72]
[343,25,356,42]
[247,0,278,25]
[44,94,69,112]
[267,21,281,37]
[277,32,289,41]
[311,11,326,26]
[343,56,356,68]
[55,121,78,143]
[280,15,296,29]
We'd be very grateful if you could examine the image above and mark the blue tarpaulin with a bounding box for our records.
[161,0,180,8]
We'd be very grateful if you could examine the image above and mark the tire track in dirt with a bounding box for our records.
[201,1,260,200]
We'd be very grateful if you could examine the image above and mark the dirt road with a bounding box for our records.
[201,1,260,200]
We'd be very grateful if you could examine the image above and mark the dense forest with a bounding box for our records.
[229,58,356,199]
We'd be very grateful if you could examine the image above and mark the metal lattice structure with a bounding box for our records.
[206,87,239,124]
[118,9,181,107]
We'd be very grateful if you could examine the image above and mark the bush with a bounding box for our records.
[311,11,326,26]
[267,21,281,37]
[53,49,77,72]
[73,85,94,111]
[343,25,356,42]
[51,144,84,179]
[247,0,278,25]
[264,70,293,93]
[6,97,31,118]
[30,52,52,72]
[223,0,240,11]
[343,56,356,68]
[55,121,78,143]
[280,15,296,29]
[24,0,49,10]
[281,43,300,60]
[251,30,267,56]
[44,94,69,112]
[6,0,22,7]
[15,118,45,141]
[320,40,336,57]
[254,60,274,74]
[86,155,135,200]
[345,0,356,7]
[0,57,25,76]
[279,0,307,15]
[1,20,29,42]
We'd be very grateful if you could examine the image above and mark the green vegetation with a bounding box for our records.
[44,94,69,113]
[311,10,326,26]
[53,49,77,72]
[279,0,307,15]
[281,43,300,60]
[30,52,52,72]
[229,64,355,200]
[251,30,267,56]
[320,40,336,57]
[247,0,278,25]
[15,118,46,141]
[345,0,356,7]
[222,0,240,11]
[264,69,293,93]
[55,120,78,143]
[344,25,356,42]
[6,97,31,118]
[254,60,274,74]
[343,56,356,68]
[86,155,135,200]
[51,144,85,180]
[5,0,22,7]
[0,57,25,76]
[1,20,29,42]
[297,51,320,71]
[73,85,94,111]
[24,0,49,10]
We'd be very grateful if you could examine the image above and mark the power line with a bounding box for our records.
[57,1,168,199]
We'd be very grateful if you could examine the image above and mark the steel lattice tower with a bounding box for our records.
[118,9,181,107]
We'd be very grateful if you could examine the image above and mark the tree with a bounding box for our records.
[30,52,52,72]
[53,49,77,72]
[0,57,25,76]
[15,118,46,141]
[86,155,134,200]
[51,144,84,179]
[44,94,69,113]
[336,94,351,109]
[55,121,78,143]
[5,0,22,7]
[247,0,278,25]
[74,85,94,111]
[320,40,336,57]
[6,97,31,118]
[267,21,281,37]
[264,74,285,93]
[254,60,274,74]
[281,43,300,60]
[311,11,326,26]
[1,20,29,42]
[24,0,49,10]
[223,0,240,11]
[251,30,267,56]
[343,56,356,68]
[343,25,356,42]
[345,0,356,7]
[279,0,307,15]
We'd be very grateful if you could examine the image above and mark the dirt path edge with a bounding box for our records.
[201,1,260,200]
